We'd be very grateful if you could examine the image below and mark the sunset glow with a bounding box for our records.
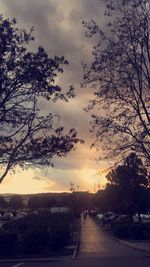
[0,0,109,194]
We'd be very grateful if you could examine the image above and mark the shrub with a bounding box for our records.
[0,212,72,256]
[21,230,49,254]
[128,223,150,240]
[48,221,70,251]
[111,223,130,239]
[112,223,150,240]
[0,231,18,255]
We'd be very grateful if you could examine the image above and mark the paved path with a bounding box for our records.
[78,217,150,259]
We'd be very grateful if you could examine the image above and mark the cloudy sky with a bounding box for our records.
[0,0,110,194]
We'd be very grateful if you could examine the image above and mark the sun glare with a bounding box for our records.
[0,168,53,194]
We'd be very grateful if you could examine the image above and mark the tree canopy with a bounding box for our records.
[83,0,150,162]
[0,16,82,182]
[9,195,24,209]
[106,153,150,219]
[27,195,58,209]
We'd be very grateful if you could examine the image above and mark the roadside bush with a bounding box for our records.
[0,212,72,256]
[21,230,49,254]
[128,223,150,240]
[111,223,150,240]
[111,224,130,239]
[0,231,18,256]
[48,220,71,251]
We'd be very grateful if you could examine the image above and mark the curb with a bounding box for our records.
[0,257,68,264]
[72,222,81,260]
[114,238,150,253]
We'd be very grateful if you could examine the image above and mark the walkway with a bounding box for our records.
[78,217,149,259]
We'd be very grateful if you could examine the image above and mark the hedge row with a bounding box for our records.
[111,223,150,240]
[0,212,72,256]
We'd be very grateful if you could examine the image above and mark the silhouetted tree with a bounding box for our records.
[94,189,107,212]
[0,16,82,183]
[106,153,150,221]
[47,198,58,207]
[9,195,24,209]
[28,196,40,209]
[58,195,70,207]
[0,196,6,208]
[27,195,58,209]
[83,0,150,162]
[94,185,121,213]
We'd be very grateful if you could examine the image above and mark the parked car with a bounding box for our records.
[132,214,150,223]
[29,210,38,215]
[90,210,98,217]
[139,214,150,223]
[133,214,139,223]
[97,213,104,221]
[2,212,13,221]
[101,212,116,224]
[16,211,28,219]
[112,214,130,224]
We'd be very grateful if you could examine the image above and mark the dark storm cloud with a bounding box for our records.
[0,0,104,132]
[0,0,107,191]
[0,0,105,83]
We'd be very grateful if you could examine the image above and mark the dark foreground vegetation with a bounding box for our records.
[94,154,150,223]
[95,213,150,241]
[93,152,150,241]
[0,211,74,258]
[0,191,89,258]
[111,223,150,240]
